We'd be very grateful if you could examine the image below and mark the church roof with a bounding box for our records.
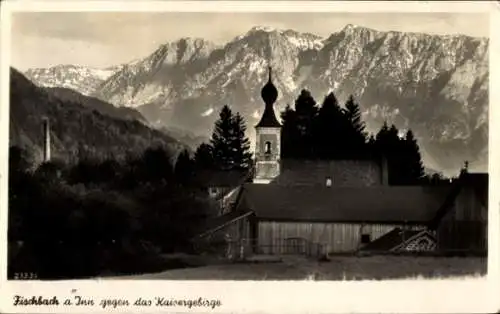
[255,106,282,128]
[236,184,453,223]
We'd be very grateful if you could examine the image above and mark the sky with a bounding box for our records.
[11,12,489,70]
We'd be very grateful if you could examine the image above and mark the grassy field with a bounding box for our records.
[104,255,486,280]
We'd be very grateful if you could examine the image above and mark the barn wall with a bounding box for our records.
[437,186,488,251]
[452,187,487,222]
[257,221,414,254]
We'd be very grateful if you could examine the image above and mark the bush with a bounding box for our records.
[8,145,212,279]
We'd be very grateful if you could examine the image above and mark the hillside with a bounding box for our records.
[9,68,186,164]
[45,87,147,123]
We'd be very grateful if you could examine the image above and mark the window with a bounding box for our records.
[208,187,218,197]
[264,141,272,154]
[326,177,332,187]
[361,234,371,244]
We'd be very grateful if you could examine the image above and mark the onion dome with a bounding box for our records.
[256,67,281,128]
[261,66,278,105]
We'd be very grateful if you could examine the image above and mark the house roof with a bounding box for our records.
[192,169,251,187]
[237,184,452,223]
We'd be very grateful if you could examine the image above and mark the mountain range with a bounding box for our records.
[23,24,489,176]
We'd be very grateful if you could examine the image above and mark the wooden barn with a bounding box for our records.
[193,67,488,258]
[195,171,487,257]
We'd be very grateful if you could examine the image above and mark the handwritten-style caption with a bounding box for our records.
[13,292,222,310]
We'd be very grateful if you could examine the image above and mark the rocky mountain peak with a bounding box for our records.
[23,24,490,175]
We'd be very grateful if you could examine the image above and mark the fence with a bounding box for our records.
[193,237,326,260]
[253,238,325,257]
[193,233,486,261]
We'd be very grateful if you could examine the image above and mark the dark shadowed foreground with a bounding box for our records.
[103,255,486,280]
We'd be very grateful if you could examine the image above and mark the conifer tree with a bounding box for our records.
[374,122,401,184]
[210,105,235,170]
[194,143,214,170]
[209,106,253,170]
[402,129,425,183]
[280,104,300,159]
[174,149,195,185]
[230,112,253,169]
[294,89,318,158]
[344,95,368,157]
[313,92,347,159]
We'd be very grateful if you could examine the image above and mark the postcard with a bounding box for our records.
[0,1,499,313]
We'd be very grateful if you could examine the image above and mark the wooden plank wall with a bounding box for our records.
[257,221,416,254]
[437,185,488,251]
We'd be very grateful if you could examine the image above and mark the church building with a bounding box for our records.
[194,67,488,258]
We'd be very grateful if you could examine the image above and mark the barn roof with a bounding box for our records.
[274,159,384,186]
[195,210,254,239]
[237,184,453,223]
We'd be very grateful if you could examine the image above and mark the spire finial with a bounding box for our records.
[268,66,272,82]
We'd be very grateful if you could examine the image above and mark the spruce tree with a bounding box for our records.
[344,95,368,157]
[174,149,195,185]
[374,122,402,184]
[230,112,253,169]
[294,89,318,159]
[208,106,253,170]
[210,105,235,170]
[403,129,424,183]
[280,104,300,159]
[313,92,346,159]
[194,143,214,171]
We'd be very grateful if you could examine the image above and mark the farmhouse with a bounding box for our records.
[195,67,488,257]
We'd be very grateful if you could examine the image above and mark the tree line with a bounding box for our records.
[8,145,215,279]
[280,90,426,184]
[192,89,430,185]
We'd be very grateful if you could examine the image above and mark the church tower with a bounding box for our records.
[253,66,282,184]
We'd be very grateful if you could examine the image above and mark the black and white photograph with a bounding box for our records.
[2,0,495,289]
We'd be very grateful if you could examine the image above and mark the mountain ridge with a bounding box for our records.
[22,24,489,176]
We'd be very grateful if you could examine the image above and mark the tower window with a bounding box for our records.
[264,141,272,154]
[326,177,332,187]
